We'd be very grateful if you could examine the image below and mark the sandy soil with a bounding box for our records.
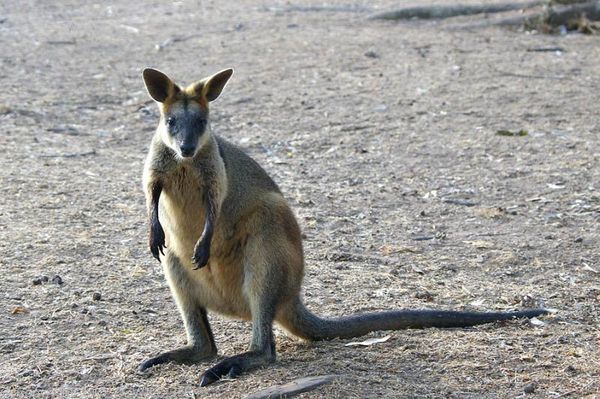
[0,1,598,398]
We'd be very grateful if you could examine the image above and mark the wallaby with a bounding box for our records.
[139,68,548,386]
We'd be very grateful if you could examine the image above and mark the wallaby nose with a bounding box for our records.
[180,144,196,157]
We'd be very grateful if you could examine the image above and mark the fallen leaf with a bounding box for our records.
[474,207,505,219]
[470,298,486,307]
[529,317,545,327]
[345,335,391,347]
[496,129,528,137]
[411,265,425,274]
[380,245,420,255]
[463,240,495,249]
[582,264,598,274]
[11,306,29,315]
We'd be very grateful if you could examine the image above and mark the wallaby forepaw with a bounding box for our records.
[192,241,210,269]
[149,224,166,261]
[199,361,241,386]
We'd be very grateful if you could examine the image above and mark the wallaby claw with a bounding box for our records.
[199,361,241,386]
[192,240,210,269]
[138,356,164,372]
[150,225,166,262]
[199,369,220,387]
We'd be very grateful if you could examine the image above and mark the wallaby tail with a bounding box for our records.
[281,300,548,341]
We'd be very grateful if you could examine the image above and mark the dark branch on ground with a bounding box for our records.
[369,1,545,20]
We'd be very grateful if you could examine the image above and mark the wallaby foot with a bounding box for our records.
[199,350,275,386]
[139,345,217,371]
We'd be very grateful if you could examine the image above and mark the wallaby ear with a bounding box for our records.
[142,68,179,103]
[202,69,234,102]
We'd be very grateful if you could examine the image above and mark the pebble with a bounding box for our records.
[524,383,536,394]
[32,276,49,285]
[364,50,379,58]
[51,275,63,285]
[92,292,102,301]
[414,291,434,301]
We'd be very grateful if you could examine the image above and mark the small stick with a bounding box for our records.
[245,375,338,399]
[38,150,96,158]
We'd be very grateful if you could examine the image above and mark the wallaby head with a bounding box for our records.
[142,68,234,159]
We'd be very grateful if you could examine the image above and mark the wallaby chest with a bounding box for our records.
[160,163,207,258]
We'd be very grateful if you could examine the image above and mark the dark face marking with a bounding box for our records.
[165,100,208,158]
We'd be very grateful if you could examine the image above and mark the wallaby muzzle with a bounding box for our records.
[180,145,196,158]
[176,127,202,158]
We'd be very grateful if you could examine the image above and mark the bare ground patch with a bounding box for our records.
[0,1,598,398]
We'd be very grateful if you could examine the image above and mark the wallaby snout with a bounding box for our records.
[180,143,196,158]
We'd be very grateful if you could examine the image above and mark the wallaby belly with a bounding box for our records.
[159,166,251,319]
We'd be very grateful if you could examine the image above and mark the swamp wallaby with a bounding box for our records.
[139,68,547,386]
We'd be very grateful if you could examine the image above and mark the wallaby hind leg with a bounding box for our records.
[139,252,217,371]
[199,236,280,386]
[199,290,276,386]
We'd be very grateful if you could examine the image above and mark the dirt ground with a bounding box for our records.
[0,0,598,398]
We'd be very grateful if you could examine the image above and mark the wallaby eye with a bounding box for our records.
[166,117,176,128]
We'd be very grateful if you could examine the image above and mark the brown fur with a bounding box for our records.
[138,68,548,386]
